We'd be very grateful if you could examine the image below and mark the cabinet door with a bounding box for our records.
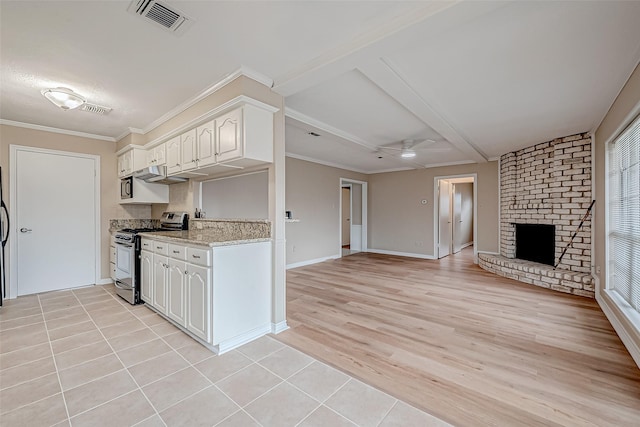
[216,109,243,163]
[186,263,211,343]
[166,136,181,175]
[167,259,187,327]
[152,255,168,314]
[181,129,198,171]
[122,150,133,175]
[140,250,153,304]
[145,149,156,167]
[154,143,166,166]
[196,120,216,167]
[117,152,132,177]
[117,154,125,177]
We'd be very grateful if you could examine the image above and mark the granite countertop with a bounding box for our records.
[138,230,271,247]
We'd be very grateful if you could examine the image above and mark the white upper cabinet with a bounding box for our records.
[117,147,146,177]
[215,108,243,163]
[146,143,166,167]
[215,105,273,167]
[166,136,181,175]
[132,100,276,179]
[180,129,198,172]
[196,120,216,167]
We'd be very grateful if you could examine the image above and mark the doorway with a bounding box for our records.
[10,145,100,297]
[435,175,476,260]
[339,178,367,257]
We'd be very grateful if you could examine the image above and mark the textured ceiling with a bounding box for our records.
[2,1,640,173]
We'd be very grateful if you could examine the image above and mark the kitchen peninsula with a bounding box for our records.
[113,218,272,355]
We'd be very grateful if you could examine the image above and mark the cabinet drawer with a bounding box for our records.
[187,247,211,266]
[153,241,169,255]
[141,239,153,251]
[169,244,186,260]
[110,262,116,279]
[109,246,116,263]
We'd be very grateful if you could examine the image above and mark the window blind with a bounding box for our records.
[608,113,640,313]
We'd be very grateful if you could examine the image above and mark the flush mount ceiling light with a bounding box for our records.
[400,148,417,158]
[41,87,86,110]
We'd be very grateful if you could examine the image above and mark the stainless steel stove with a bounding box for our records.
[113,212,188,304]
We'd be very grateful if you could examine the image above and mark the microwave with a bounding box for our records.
[120,176,133,199]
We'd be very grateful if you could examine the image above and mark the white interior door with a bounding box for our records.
[16,149,96,295]
[438,180,452,259]
[453,188,462,254]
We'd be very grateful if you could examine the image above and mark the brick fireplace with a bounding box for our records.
[478,133,595,297]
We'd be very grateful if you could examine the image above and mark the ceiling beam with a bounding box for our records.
[358,58,488,163]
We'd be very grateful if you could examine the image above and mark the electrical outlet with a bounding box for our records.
[292,245,296,253]
[596,265,601,274]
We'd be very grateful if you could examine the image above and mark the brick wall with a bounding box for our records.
[479,132,594,297]
[500,133,592,272]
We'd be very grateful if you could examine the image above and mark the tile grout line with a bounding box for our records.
[375,399,399,427]
[69,289,168,427]
[36,293,72,425]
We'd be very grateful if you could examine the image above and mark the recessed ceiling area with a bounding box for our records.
[2,1,640,173]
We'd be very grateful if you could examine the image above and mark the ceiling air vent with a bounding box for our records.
[127,0,193,35]
[81,103,112,115]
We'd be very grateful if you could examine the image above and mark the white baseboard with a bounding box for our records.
[367,249,436,260]
[216,323,272,355]
[286,255,340,269]
[597,291,640,369]
[96,278,113,285]
[271,321,289,334]
[461,241,474,249]
[477,251,500,256]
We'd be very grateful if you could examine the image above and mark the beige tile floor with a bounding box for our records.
[0,284,449,427]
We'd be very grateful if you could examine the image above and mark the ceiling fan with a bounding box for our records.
[376,139,450,159]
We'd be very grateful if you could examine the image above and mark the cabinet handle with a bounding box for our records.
[156,246,162,250]
[172,250,179,254]
[192,255,201,259]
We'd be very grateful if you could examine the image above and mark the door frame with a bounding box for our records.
[9,145,101,299]
[338,178,367,257]
[433,173,477,261]
[341,184,352,247]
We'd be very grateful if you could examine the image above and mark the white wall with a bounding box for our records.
[285,157,367,266]
[368,162,498,257]
[201,171,268,219]
[594,62,640,367]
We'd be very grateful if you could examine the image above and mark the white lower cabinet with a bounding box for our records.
[186,263,211,342]
[140,238,270,353]
[140,250,153,303]
[152,255,169,315]
[167,259,187,327]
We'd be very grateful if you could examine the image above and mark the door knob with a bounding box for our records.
[20,228,32,233]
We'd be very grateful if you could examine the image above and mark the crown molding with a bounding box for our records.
[285,107,377,152]
[423,159,477,169]
[285,152,370,174]
[145,95,279,149]
[0,119,115,142]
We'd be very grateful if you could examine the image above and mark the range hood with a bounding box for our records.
[134,166,187,184]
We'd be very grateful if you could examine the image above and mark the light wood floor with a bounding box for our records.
[276,248,640,427]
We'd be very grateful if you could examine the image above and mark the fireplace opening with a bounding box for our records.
[515,224,555,266]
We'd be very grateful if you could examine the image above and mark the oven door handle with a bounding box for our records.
[114,241,133,247]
